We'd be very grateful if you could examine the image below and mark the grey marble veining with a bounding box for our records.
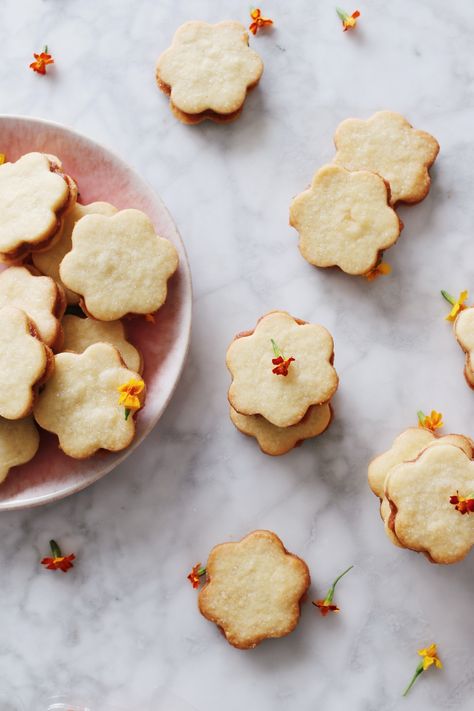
[1,0,474,709]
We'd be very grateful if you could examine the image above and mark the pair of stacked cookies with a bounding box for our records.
[156,21,264,124]
[369,427,474,564]
[290,111,440,277]
[447,306,474,389]
[226,310,338,455]
[0,152,178,482]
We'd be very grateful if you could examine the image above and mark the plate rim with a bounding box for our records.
[0,113,193,511]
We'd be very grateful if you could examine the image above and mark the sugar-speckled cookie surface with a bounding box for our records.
[156,21,263,124]
[227,311,338,428]
[33,201,117,304]
[34,343,145,459]
[333,111,439,206]
[290,164,402,275]
[230,403,332,456]
[0,266,66,350]
[0,152,77,261]
[62,314,142,373]
[385,444,474,564]
[198,530,310,649]
[0,416,40,484]
[0,306,53,420]
[59,209,178,320]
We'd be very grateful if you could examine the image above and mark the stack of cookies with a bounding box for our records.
[0,151,178,482]
[368,427,474,564]
[290,111,439,277]
[226,310,338,455]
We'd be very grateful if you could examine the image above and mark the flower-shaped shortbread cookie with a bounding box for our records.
[33,201,117,304]
[290,165,402,275]
[156,21,264,124]
[333,111,439,206]
[227,311,338,428]
[0,152,77,261]
[198,530,310,649]
[385,443,474,563]
[0,306,53,420]
[0,266,66,350]
[0,416,40,484]
[369,429,473,547]
[230,403,332,456]
[34,343,145,458]
[62,315,142,373]
[60,209,179,321]
[454,308,474,388]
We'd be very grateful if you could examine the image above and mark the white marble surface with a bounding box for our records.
[1,0,474,709]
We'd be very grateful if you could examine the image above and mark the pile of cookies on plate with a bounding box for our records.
[290,111,440,277]
[369,423,474,564]
[226,310,338,455]
[0,151,178,484]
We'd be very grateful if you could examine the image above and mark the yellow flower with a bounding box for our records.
[419,644,443,670]
[441,289,468,321]
[118,378,145,419]
[417,409,443,432]
[0,154,5,165]
[365,262,391,282]
[403,643,442,696]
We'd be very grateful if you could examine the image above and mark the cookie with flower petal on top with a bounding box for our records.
[156,21,263,124]
[34,342,145,459]
[33,201,117,305]
[0,416,40,484]
[333,111,439,206]
[385,443,474,564]
[198,530,310,649]
[0,152,77,262]
[62,314,142,373]
[230,402,332,456]
[0,266,66,351]
[0,306,54,420]
[369,429,473,547]
[226,311,338,428]
[290,164,402,275]
[452,306,474,388]
[59,209,178,321]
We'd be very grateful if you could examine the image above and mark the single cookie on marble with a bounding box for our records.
[34,343,145,459]
[226,311,338,428]
[62,314,142,373]
[198,530,310,649]
[59,209,178,321]
[0,152,77,262]
[289,164,402,275]
[0,416,40,484]
[156,21,263,124]
[0,266,66,350]
[0,306,54,420]
[230,403,332,456]
[369,429,473,547]
[333,111,439,206]
[33,201,117,304]
[385,443,474,564]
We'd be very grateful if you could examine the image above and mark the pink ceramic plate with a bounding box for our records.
[0,115,192,511]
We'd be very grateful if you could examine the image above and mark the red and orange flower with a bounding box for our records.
[450,492,474,515]
[313,565,353,616]
[249,8,273,35]
[41,540,75,573]
[271,339,295,376]
[187,563,206,589]
[30,46,54,75]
